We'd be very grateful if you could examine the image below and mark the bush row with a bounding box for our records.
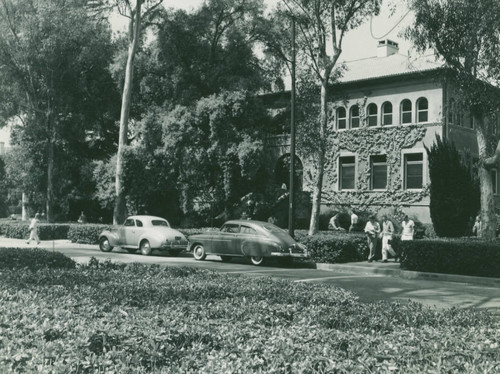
[400,238,500,278]
[0,252,498,373]
[0,247,76,271]
[0,221,70,240]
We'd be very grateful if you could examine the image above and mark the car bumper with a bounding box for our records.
[160,242,188,250]
[270,248,309,258]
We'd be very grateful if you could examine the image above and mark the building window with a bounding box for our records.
[492,169,498,195]
[381,102,393,126]
[371,155,387,190]
[350,105,360,128]
[404,153,423,189]
[416,98,428,123]
[339,156,356,190]
[337,107,346,130]
[367,104,378,127]
[400,99,412,124]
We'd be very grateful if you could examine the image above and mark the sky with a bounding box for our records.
[0,1,415,146]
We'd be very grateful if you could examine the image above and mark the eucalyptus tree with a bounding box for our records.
[273,0,381,235]
[406,0,500,239]
[0,0,118,221]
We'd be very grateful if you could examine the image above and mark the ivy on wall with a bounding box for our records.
[314,124,429,210]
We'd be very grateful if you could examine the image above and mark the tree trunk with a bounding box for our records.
[475,115,497,240]
[22,192,29,221]
[114,2,142,225]
[308,79,329,235]
[46,133,54,222]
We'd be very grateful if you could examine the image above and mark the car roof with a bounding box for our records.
[127,215,167,221]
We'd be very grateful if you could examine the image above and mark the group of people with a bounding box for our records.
[329,209,359,232]
[364,214,415,263]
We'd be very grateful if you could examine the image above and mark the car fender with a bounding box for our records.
[138,233,162,249]
[241,240,273,257]
[99,230,120,247]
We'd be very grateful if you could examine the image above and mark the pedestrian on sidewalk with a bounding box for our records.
[26,213,41,245]
[364,215,380,263]
[381,215,397,262]
[401,215,415,241]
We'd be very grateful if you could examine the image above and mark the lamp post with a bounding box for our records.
[288,16,296,237]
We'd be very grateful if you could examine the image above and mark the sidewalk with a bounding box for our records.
[317,261,500,287]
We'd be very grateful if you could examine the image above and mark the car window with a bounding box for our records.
[124,219,135,227]
[136,220,143,227]
[240,226,258,235]
[262,223,285,233]
[221,224,240,233]
[152,220,169,227]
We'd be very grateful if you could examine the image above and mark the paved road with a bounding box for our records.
[2,238,500,317]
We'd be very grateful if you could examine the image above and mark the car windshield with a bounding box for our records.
[151,220,169,227]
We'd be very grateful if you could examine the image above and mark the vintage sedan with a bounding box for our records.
[98,215,188,256]
[188,220,309,265]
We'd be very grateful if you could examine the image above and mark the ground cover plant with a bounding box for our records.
[0,249,499,373]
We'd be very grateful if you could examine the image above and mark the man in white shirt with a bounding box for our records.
[364,215,380,262]
[26,213,41,245]
[381,215,397,262]
[401,215,415,241]
[349,209,359,232]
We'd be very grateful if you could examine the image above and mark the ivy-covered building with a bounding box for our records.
[265,39,498,225]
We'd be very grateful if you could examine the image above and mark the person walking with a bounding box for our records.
[401,215,415,241]
[381,215,397,262]
[26,213,41,245]
[364,215,380,262]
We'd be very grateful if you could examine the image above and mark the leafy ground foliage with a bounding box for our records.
[0,249,499,373]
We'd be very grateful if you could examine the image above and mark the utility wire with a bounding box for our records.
[370,10,411,40]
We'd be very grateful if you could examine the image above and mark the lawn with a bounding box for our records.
[0,248,499,373]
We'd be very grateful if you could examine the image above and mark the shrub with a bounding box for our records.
[0,247,76,270]
[67,223,112,244]
[0,221,70,240]
[298,232,368,263]
[400,238,500,278]
[426,135,480,237]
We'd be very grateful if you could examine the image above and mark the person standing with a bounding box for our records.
[349,209,359,232]
[26,213,41,245]
[381,215,397,262]
[401,215,415,241]
[364,215,380,262]
[329,212,342,230]
[472,215,481,237]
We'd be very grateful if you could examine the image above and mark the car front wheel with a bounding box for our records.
[192,244,207,261]
[250,256,265,266]
[140,240,152,256]
[99,237,113,252]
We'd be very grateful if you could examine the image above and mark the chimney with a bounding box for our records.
[377,39,399,57]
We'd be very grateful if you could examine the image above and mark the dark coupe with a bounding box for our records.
[188,220,309,265]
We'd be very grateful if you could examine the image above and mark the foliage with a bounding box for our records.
[67,224,112,244]
[400,238,500,278]
[426,135,480,237]
[0,0,120,222]
[0,254,498,373]
[299,232,368,263]
[0,222,70,241]
[0,247,76,271]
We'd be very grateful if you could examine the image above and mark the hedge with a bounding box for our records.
[0,221,70,241]
[67,224,112,244]
[400,238,500,278]
[0,252,498,373]
[0,247,76,271]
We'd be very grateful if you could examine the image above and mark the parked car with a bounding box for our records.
[98,215,188,256]
[188,219,309,265]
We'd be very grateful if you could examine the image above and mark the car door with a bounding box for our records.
[118,218,135,247]
[215,223,240,255]
[238,225,262,256]
[128,219,145,247]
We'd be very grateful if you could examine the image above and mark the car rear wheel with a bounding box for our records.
[220,255,232,262]
[99,237,113,252]
[140,240,152,256]
[192,244,207,261]
[250,256,265,266]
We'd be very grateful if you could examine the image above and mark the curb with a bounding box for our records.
[316,262,500,287]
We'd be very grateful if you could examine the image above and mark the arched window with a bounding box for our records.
[350,105,360,128]
[367,103,378,127]
[417,98,428,123]
[381,102,393,125]
[337,107,347,130]
[448,98,455,126]
[400,99,412,124]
